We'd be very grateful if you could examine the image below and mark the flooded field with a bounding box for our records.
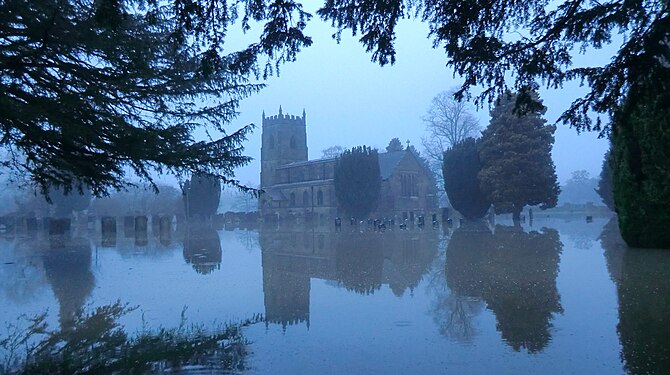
[1,216,668,374]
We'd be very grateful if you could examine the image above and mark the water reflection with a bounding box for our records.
[259,225,438,328]
[183,224,222,274]
[42,237,95,328]
[601,219,670,375]
[445,223,563,353]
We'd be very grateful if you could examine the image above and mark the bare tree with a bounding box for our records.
[321,145,344,159]
[421,89,481,175]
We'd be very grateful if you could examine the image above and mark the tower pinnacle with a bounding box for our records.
[278,105,283,116]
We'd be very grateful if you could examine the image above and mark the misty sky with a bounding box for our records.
[209,9,611,188]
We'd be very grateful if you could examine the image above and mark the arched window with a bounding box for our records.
[268,135,275,149]
[290,192,295,207]
[290,135,296,149]
[303,191,309,206]
[317,190,324,206]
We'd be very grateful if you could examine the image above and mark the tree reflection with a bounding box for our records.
[601,219,670,375]
[42,237,95,328]
[445,224,563,353]
[335,234,384,295]
[183,225,222,274]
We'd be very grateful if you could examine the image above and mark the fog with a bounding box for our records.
[220,11,610,188]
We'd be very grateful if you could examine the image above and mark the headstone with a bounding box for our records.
[101,217,117,247]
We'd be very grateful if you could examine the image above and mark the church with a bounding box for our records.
[259,107,438,223]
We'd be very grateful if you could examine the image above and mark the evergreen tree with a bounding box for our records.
[596,149,615,211]
[184,174,221,218]
[0,0,312,195]
[386,138,404,152]
[334,146,381,218]
[611,72,670,248]
[442,138,490,220]
[478,90,560,223]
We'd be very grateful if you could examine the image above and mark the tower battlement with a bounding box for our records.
[262,106,306,127]
[260,106,308,189]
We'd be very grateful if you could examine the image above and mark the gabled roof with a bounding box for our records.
[378,151,406,179]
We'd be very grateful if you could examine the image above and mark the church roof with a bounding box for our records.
[271,150,418,182]
[276,157,336,169]
[378,151,406,180]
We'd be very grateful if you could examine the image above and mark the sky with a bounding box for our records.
[205,7,611,188]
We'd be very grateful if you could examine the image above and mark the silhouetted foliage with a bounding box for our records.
[478,90,560,222]
[334,146,381,218]
[445,224,563,353]
[386,138,404,152]
[596,149,615,211]
[0,302,258,374]
[611,72,670,248]
[0,0,312,195]
[442,138,490,220]
[317,0,668,134]
[184,174,221,218]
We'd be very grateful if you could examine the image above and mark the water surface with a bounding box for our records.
[1,217,668,374]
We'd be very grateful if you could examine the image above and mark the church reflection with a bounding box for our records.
[259,224,438,329]
[601,218,670,375]
[444,223,563,353]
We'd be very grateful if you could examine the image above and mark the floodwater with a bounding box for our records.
[0,216,668,374]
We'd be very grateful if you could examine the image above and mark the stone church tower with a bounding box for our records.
[260,106,308,189]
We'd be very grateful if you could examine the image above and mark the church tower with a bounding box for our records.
[260,106,308,189]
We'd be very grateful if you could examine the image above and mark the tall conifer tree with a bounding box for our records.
[334,146,381,218]
[478,90,560,223]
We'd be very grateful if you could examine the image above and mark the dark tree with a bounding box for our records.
[0,0,312,195]
[611,73,670,248]
[442,138,490,220]
[386,138,404,152]
[183,174,221,218]
[478,91,560,223]
[596,149,615,211]
[334,146,381,218]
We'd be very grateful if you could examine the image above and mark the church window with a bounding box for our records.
[290,135,296,149]
[290,192,296,207]
[401,174,418,197]
[303,191,309,206]
[317,190,324,206]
